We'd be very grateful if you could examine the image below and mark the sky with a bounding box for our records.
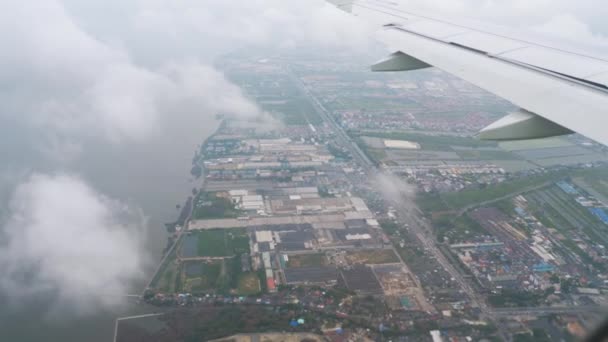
[399,0,608,53]
[0,0,607,318]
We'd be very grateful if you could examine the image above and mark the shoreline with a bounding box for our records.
[141,119,224,295]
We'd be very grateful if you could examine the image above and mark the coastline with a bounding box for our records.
[141,118,225,295]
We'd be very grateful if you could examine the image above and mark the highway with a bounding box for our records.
[287,66,608,340]
[289,66,484,304]
[492,305,608,317]
[286,66,375,171]
[288,67,513,340]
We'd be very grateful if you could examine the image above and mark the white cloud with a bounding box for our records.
[2,0,607,153]
[0,0,373,159]
[400,0,608,40]
[533,14,608,48]
[0,174,146,316]
[0,1,276,152]
[64,0,372,59]
[0,0,368,316]
[1,0,607,317]
[373,172,416,205]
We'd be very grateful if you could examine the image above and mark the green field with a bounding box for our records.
[150,246,180,293]
[416,168,606,213]
[499,137,574,151]
[181,258,263,295]
[237,272,262,295]
[193,192,241,220]
[183,261,224,293]
[415,193,449,213]
[329,96,417,112]
[353,137,386,164]
[576,169,608,202]
[262,97,322,125]
[353,131,498,151]
[345,249,400,265]
[286,253,328,268]
[417,167,608,213]
[197,229,250,257]
[156,261,179,293]
[440,172,566,210]
[432,214,488,243]
[455,149,519,161]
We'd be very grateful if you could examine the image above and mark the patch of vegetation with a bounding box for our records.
[514,329,552,342]
[181,257,260,295]
[380,220,400,236]
[192,192,241,220]
[183,261,223,293]
[262,97,322,125]
[395,244,427,271]
[181,305,321,341]
[352,130,498,150]
[416,193,449,213]
[327,143,351,161]
[500,137,573,151]
[318,186,335,198]
[561,239,605,272]
[150,245,179,292]
[441,171,575,210]
[433,214,488,243]
[494,199,516,215]
[197,229,250,257]
[353,136,385,164]
[455,149,519,160]
[365,148,387,163]
[488,290,544,308]
[286,253,328,268]
[345,249,400,265]
[158,262,177,293]
[583,176,608,199]
[237,272,262,295]
[257,268,268,293]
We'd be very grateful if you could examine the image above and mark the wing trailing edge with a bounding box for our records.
[325,0,608,145]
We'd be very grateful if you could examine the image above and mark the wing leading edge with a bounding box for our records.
[327,0,608,146]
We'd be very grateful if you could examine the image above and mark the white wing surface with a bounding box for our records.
[328,0,608,145]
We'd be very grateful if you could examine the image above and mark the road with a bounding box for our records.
[114,313,165,342]
[288,67,513,340]
[289,66,483,304]
[456,181,554,216]
[491,306,608,317]
[286,66,375,171]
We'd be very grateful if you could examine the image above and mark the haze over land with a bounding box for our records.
[1,0,608,341]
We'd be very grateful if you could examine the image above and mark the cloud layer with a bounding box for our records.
[1,0,607,318]
[0,174,146,315]
[400,0,608,52]
[0,1,277,147]
[4,0,605,152]
[0,0,368,317]
[0,0,372,153]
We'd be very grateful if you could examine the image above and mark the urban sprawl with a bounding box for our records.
[117,51,608,342]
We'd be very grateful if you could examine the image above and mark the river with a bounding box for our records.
[0,114,220,341]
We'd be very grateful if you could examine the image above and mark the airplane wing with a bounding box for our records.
[327,0,608,146]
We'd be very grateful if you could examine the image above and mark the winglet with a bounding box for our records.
[326,0,354,13]
[478,109,573,141]
[372,51,432,72]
